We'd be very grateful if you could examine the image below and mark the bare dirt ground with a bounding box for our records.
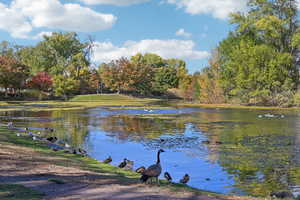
[0,143,257,200]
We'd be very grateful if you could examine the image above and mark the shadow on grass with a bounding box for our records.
[0,184,43,200]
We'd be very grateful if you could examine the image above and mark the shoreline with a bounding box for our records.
[0,125,259,200]
[0,101,299,113]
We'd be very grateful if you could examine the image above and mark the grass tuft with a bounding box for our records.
[48,178,65,184]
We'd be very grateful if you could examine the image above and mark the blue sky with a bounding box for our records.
[0,0,249,73]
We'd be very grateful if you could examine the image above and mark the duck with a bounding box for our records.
[118,158,127,168]
[124,159,134,170]
[135,166,146,174]
[164,172,172,182]
[103,156,112,164]
[140,149,165,184]
[215,141,223,145]
[180,174,190,184]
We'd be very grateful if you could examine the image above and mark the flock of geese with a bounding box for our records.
[103,149,190,185]
[9,122,190,185]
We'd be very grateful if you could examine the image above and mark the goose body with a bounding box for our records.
[164,172,172,182]
[140,149,164,184]
[180,174,190,184]
[124,160,134,170]
[118,158,127,168]
[46,136,58,143]
[103,156,112,164]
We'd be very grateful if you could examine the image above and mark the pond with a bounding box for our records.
[1,106,300,197]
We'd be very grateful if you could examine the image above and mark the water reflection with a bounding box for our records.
[1,107,300,197]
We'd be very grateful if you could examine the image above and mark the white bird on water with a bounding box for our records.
[65,143,71,148]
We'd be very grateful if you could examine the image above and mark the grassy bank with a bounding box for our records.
[173,101,300,111]
[0,94,160,112]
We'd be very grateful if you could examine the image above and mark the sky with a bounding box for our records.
[0,0,292,73]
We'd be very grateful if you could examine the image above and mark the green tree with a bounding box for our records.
[218,0,299,105]
[19,32,91,75]
[53,75,78,100]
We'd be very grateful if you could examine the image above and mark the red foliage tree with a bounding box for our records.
[27,72,53,92]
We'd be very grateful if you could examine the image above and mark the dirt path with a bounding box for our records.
[0,143,256,200]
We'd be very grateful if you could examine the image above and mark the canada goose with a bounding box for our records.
[118,158,127,168]
[78,148,87,155]
[135,166,146,174]
[164,172,172,182]
[103,156,112,164]
[45,127,54,132]
[202,140,210,144]
[46,136,58,143]
[124,159,134,170]
[180,174,190,184]
[140,149,165,184]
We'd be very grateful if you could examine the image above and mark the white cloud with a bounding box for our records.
[13,0,117,32]
[0,3,32,38]
[92,39,210,63]
[166,0,247,19]
[0,0,116,39]
[32,31,53,40]
[78,0,150,6]
[176,28,192,38]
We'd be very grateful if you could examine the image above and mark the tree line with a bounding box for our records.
[1,0,300,106]
[0,32,192,100]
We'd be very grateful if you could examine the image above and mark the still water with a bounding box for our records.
[1,106,300,197]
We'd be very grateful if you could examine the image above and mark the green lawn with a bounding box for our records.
[0,94,159,112]
[0,184,43,200]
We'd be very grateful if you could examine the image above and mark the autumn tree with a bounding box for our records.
[27,72,53,92]
[100,58,154,95]
[0,56,29,97]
